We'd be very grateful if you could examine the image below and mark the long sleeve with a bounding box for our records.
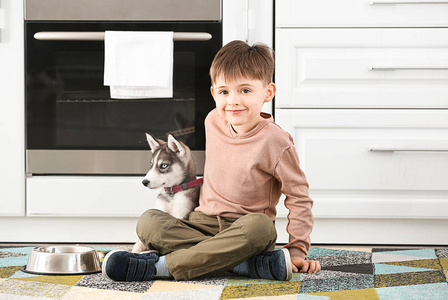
[274,145,314,259]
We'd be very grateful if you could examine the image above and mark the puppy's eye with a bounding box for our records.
[160,163,169,170]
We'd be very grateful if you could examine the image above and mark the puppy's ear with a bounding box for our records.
[167,134,186,156]
[146,133,160,153]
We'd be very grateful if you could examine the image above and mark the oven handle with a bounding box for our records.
[33,31,213,41]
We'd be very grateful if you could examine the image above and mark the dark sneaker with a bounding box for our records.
[244,249,293,281]
[102,249,160,281]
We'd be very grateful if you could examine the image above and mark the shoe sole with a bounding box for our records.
[280,248,293,281]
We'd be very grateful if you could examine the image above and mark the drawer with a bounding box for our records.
[276,0,448,27]
[27,176,155,216]
[275,29,448,109]
[275,109,448,191]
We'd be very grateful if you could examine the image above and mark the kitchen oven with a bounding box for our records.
[25,0,222,175]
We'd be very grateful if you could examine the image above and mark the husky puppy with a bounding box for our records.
[132,134,202,253]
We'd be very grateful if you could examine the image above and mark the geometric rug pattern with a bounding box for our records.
[0,246,447,299]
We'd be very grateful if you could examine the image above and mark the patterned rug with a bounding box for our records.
[0,246,447,299]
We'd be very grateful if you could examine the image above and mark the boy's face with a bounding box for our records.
[211,76,276,134]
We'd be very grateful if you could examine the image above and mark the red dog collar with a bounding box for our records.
[165,178,204,195]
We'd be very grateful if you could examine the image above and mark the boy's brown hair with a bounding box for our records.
[209,40,274,86]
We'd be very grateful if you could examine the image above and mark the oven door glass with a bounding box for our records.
[25,22,221,151]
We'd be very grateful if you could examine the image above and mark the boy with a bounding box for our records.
[102,40,321,282]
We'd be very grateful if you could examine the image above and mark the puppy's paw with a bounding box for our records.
[132,240,149,253]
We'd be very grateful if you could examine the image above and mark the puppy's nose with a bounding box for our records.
[142,179,149,187]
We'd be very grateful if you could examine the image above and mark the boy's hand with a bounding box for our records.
[291,256,321,273]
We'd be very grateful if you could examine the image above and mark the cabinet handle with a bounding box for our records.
[370,0,448,4]
[369,148,448,152]
[369,67,448,71]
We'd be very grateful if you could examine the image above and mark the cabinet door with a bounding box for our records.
[275,109,448,219]
[27,176,157,216]
[277,0,448,28]
[275,29,448,109]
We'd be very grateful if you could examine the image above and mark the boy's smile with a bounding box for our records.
[226,109,246,115]
[211,76,276,134]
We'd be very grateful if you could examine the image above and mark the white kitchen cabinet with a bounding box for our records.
[12,176,158,243]
[276,28,448,109]
[276,0,448,28]
[26,176,157,217]
[276,109,448,218]
[275,0,448,244]
[274,109,448,244]
[0,0,25,216]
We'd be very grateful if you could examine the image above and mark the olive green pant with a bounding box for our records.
[136,209,277,280]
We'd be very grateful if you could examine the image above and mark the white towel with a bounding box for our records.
[104,31,174,99]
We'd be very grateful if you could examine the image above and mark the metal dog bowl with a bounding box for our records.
[21,245,101,275]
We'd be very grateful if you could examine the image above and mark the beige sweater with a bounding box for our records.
[196,109,314,258]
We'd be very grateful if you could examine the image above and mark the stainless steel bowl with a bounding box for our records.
[22,245,101,275]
